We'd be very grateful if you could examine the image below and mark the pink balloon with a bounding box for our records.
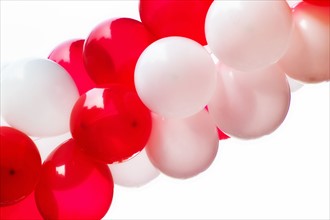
[146,111,219,179]
[279,2,330,83]
[207,64,291,139]
[205,0,293,71]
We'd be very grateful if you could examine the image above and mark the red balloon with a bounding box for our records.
[48,39,95,95]
[0,191,42,219]
[217,128,230,140]
[70,85,152,164]
[35,139,113,220]
[0,126,41,206]
[303,0,330,6]
[139,0,213,45]
[83,18,155,89]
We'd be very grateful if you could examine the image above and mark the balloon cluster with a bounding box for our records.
[1,0,329,219]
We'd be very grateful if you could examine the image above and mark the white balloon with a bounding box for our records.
[109,149,160,187]
[205,0,293,71]
[135,37,217,118]
[207,63,291,139]
[146,111,219,179]
[1,58,79,137]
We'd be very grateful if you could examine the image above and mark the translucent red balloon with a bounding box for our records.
[83,18,155,89]
[303,0,330,6]
[70,85,152,164]
[35,139,114,220]
[139,0,213,45]
[48,39,95,95]
[0,191,42,219]
[0,126,41,206]
[217,128,230,140]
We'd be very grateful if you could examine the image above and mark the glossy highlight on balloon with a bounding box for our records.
[35,139,114,220]
[70,85,152,164]
[139,0,213,45]
[83,18,155,89]
[0,126,41,206]
[49,39,95,95]
[0,58,79,137]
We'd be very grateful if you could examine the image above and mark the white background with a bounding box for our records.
[1,1,329,219]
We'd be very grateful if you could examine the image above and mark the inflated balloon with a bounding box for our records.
[205,0,293,71]
[135,36,217,118]
[0,126,41,206]
[35,139,113,220]
[83,18,155,88]
[70,86,152,164]
[278,2,330,83]
[109,149,160,187]
[48,39,95,95]
[0,191,42,220]
[303,0,330,6]
[0,59,79,137]
[207,64,291,139]
[146,111,219,179]
[139,0,213,45]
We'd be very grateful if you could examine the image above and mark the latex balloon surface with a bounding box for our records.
[109,149,160,187]
[205,0,293,71]
[207,64,291,139]
[146,111,219,179]
[135,36,217,118]
[83,18,155,89]
[70,86,152,164]
[35,139,114,220]
[0,126,41,206]
[139,0,213,45]
[303,0,330,6]
[0,191,42,219]
[0,58,79,137]
[279,2,330,83]
[49,39,95,95]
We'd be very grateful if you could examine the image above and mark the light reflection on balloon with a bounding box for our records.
[70,86,152,164]
[35,139,114,220]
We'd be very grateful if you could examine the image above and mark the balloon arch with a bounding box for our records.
[1,0,329,219]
